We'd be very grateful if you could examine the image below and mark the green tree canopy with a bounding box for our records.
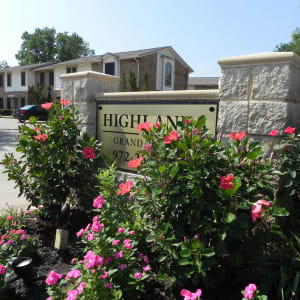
[15,27,95,65]
[275,27,300,56]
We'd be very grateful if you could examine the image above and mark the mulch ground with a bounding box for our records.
[3,210,92,300]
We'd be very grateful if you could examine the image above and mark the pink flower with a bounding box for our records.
[92,221,104,232]
[85,224,91,232]
[84,250,104,268]
[185,118,192,124]
[138,253,144,258]
[228,131,246,141]
[165,130,178,144]
[46,298,52,300]
[143,265,151,272]
[112,239,120,245]
[6,216,14,221]
[117,181,133,195]
[104,256,113,265]
[129,230,135,235]
[284,126,296,134]
[93,195,106,209]
[1,235,6,240]
[123,239,133,249]
[92,216,100,222]
[45,271,62,285]
[21,234,27,240]
[100,270,108,279]
[76,282,86,294]
[180,288,202,300]
[134,272,142,279]
[119,264,126,270]
[144,144,152,152]
[128,156,143,168]
[114,251,123,259]
[76,229,85,237]
[0,265,6,275]
[82,146,96,159]
[269,130,278,136]
[6,239,13,245]
[118,227,125,234]
[71,258,77,264]
[66,269,81,279]
[154,122,161,129]
[251,200,272,222]
[34,133,48,142]
[66,289,79,300]
[16,229,25,235]
[60,99,71,106]
[87,232,95,241]
[244,283,257,299]
[144,255,149,264]
[104,282,113,288]
[220,174,234,189]
[137,122,152,132]
[41,102,53,110]
[0,241,4,245]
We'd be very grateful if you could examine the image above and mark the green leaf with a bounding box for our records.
[290,170,297,178]
[159,165,166,173]
[224,212,236,223]
[201,248,215,257]
[196,115,206,129]
[247,143,262,160]
[157,273,168,281]
[158,255,168,262]
[180,248,191,258]
[146,234,154,243]
[272,207,289,217]
[170,166,179,178]
[29,116,36,124]
[178,258,192,265]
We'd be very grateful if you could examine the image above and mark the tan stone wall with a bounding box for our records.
[92,62,103,73]
[119,59,139,91]
[174,59,189,90]
[138,53,157,91]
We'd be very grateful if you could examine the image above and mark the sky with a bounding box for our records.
[0,0,299,77]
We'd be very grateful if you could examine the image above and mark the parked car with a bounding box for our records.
[13,105,48,122]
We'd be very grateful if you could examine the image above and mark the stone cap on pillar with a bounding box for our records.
[60,71,120,82]
[218,52,300,67]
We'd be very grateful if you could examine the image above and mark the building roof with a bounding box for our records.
[4,62,56,72]
[188,77,219,86]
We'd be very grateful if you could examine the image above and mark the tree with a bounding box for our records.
[15,27,95,65]
[0,60,9,70]
[275,27,300,56]
[56,32,94,62]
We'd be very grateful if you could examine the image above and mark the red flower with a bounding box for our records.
[41,102,53,110]
[251,200,272,222]
[137,122,152,132]
[60,99,70,106]
[284,126,295,134]
[154,122,161,129]
[220,174,234,189]
[117,181,133,195]
[269,130,278,136]
[165,130,178,144]
[185,119,192,124]
[228,131,246,141]
[83,147,95,159]
[128,156,143,168]
[34,133,48,142]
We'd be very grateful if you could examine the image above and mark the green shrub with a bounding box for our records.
[0,109,12,116]
[2,100,102,217]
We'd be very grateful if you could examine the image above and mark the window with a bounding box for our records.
[40,72,45,85]
[7,97,11,109]
[105,62,115,76]
[7,73,11,87]
[0,98,3,109]
[49,71,54,86]
[21,72,26,86]
[0,74,3,87]
[66,67,77,73]
[21,97,26,107]
[164,62,172,87]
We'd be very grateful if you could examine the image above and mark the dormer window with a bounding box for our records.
[66,66,77,73]
[105,62,115,76]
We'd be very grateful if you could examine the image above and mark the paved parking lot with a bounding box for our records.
[0,117,27,214]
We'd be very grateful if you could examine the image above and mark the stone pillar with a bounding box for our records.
[60,71,120,137]
[217,52,300,142]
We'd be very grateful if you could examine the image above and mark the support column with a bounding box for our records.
[60,71,120,137]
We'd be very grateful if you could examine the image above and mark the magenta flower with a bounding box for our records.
[244,283,257,299]
[45,271,62,285]
[119,264,126,270]
[129,230,135,235]
[0,265,6,275]
[84,250,104,269]
[66,269,81,279]
[100,270,108,279]
[93,195,106,209]
[284,126,296,134]
[134,272,142,279]
[6,239,13,245]
[76,282,86,294]
[71,258,77,264]
[143,265,151,272]
[82,146,95,159]
[114,251,123,259]
[76,229,85,237]
[137,122,152,132]
[104,282,113,288]
[123,239,133,249]
[87,232,95,241]
[118,227,125,234]
[20,234,27,240]
[251,200,272,222]
[269,130,278,136]
[180,288,202,300]
[112,239,120,245]
[16,229,25,235]
[144,255,149,264]
[66,289,79,300]
[144,143,152,152]
[92,221,104,232]
[6,216,14,221]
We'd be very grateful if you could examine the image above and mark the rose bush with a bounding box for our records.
[2,100,102,217]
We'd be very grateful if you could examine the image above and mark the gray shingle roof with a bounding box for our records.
[4,62,56,71]
[188,77,219,86]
